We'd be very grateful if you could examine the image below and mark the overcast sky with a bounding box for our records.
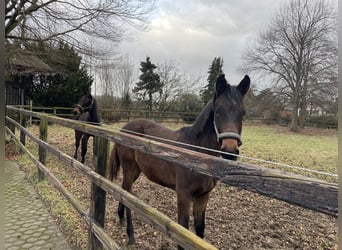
[117,0,286,90]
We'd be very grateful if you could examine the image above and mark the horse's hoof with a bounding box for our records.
[124,245,136,250]
[119,218,125,226]
[127,238,136,246]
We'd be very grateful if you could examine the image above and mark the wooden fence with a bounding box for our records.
[5,106,338,249]
[27,105,339,128]
[26,106,198,123]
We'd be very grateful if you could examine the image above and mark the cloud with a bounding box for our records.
[119,0,282,85]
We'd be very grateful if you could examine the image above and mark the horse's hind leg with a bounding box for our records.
[81,133,90,164]
[176,193,191,250]
[193,193,209,238]
[120,160,141,246]
[74,131,82,160]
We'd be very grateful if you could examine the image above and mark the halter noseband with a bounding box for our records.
[213,120,242,146]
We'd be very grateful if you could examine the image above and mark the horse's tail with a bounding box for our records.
[108,145,120,181]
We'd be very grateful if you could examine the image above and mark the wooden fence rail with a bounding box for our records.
[22,105,339,128]
[23,106,198,122]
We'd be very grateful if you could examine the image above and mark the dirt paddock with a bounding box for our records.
[7,124,337,250]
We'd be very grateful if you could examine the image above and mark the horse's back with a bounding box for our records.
[122,118,179,140]
[114,119,181,189]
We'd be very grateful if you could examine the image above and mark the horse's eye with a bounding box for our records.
[215,109,222,117]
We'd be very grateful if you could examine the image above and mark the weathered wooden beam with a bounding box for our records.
[38,117,48,180]
[19,110,26,153]
[218,165,338,216]
[6,107,338,217]
[89,137,109,250]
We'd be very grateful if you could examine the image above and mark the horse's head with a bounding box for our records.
[212,74,250,161]
[73,92,94,118]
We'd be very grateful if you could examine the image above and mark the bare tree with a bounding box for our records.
[156,60,182,111]
[115,54,136,108]
[5,0,156,56]
[156,60,203,111]
[242,0,337,131]
[97,59,116,97]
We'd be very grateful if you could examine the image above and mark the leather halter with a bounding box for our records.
[213,120,242,146]
[77,98,94,114]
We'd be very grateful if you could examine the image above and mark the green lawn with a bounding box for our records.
[240,125,337,182]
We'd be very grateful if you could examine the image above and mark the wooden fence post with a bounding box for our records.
[6,107,15,134]
[19,109,26,154]
[38,118,47,180]
[88,136,109,250]
[28,100,33,126]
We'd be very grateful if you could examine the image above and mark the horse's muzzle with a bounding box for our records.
[221,148,239,161]
[73,107,81,116]
[220,136,240,161]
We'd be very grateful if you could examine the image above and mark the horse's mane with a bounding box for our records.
[184,100,214,139]
[90,97,100,123]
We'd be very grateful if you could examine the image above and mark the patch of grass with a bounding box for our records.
[241,125,337,182]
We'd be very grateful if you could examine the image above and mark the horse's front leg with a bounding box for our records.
[81,133,90,164]
[125,206,135,245]
[74,130,81,160]
[177,193,191,250]
[118,202,125,225]
[193,193,209,239]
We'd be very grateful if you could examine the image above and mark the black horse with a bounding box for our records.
[73,92,100,163]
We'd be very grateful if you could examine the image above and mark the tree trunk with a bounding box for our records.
[290,90,300,131]
[148,92,153,111]
[290,105,299,132]
[299,102,307,129]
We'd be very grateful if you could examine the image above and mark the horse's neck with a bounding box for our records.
[180,108,219,153]
[90,104,100,123]
[194,118,218,149]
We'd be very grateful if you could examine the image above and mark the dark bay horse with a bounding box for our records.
[73,92,100,164]
[109,74,250,249]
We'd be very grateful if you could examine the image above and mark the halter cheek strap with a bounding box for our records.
[213,120,242,146]
[77,99,94,113]
[76,104,84,113]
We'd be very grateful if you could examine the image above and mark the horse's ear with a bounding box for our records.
[84,88,92,97]
[237,75,250,97]
[215,74,228,97]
